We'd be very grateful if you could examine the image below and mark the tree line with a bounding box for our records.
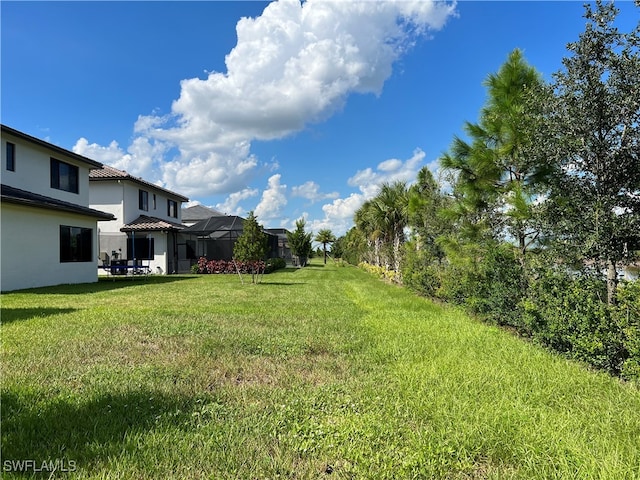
[335,1,640,380]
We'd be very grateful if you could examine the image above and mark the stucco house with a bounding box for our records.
[1,125,115,292]
[89,165,190,274]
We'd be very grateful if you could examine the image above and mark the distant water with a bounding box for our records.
[622,266,639,281]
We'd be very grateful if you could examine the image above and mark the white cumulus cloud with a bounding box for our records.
[291,180,339,202]
[82,0,455,199]
[313,148,428,236]
[348,148,426,197]
[214,187,259,216]
[254,174,288,222]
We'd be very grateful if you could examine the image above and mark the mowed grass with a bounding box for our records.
[2,261,639,479]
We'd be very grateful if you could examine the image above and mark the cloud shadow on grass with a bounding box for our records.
[14,275,198,295]
[0,307,79,325]
[1,388,204,476]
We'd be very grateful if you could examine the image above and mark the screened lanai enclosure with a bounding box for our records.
[181,215,281,263]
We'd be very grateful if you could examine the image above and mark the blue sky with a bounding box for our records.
[2,1,638,236]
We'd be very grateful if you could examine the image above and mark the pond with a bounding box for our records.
[622,265,639,281]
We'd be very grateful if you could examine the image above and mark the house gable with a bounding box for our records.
[2,125,101,207]
[89,165,189,228]
[1,125,114,292]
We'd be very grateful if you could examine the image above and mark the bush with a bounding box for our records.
[194,257,265,275]
[358,262,401,284]
[522,269,637,377]
[435,243,526,328]
[265,257,286,273]
[194,257,287,276]
[615,281,640,381]
[402,246,442,297]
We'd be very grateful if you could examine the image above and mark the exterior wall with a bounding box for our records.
[90,182,128,265]
[1,132,92,206]
[89,182,125,233]
[123,183,141,224]
[121,182,183,224]
[150,232,168,274]
[1,204,99,291]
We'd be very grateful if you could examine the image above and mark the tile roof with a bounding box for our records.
[121,215,185,232]
[89,164,129,179]
[90,165,189,202]
[1,184,115,220]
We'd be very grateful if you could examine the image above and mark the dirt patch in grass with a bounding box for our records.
[191,350,352,394]
[65,324,196,371]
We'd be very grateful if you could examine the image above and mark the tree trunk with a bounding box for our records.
[393,232,401,274]
[606,258,618,305]
[518,231,527,268]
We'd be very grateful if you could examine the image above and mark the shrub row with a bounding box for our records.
[358,262,401,284]
[193,257,286,275]
[401,247,640,382]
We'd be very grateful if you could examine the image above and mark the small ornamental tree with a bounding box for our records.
[233,211,268,284]
[287,218,312,267]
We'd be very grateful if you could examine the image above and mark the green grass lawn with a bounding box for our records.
[2,260,639,479]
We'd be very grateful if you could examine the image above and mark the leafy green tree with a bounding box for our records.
[287,218,313,267]
[314,229,336,265]
[331,235,345,260]
[233,211,268,283]
[337,227,368,265]
[402,167,454,297]
[540,0,640,304]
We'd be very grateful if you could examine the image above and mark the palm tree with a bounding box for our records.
[314,229,336,265]
[353,181,409,273]
[374,181,409,274]
[354,199,383,266]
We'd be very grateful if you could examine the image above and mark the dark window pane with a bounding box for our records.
[51,158,79,193]
[139,190,149,211]
[167,199,177,218]
[6,142,15,171]
[60,226,92,262]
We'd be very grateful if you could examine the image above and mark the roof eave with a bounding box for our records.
[1,124,103,169]
[2,194,116,221]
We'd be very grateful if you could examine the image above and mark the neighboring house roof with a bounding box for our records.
[182,215,245,236]
[266,228,290,236]
[182,215,279,241]
[181,204,224,222]
[89,164,189,202]
[1,124,104,168]
[121,215,186,232]
[1,184,115,220]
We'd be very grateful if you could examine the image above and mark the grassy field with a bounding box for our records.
[2,260,639,479]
